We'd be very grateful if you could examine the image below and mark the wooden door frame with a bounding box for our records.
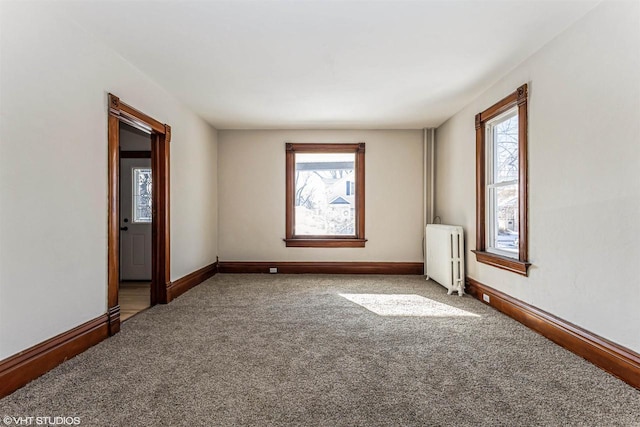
[107,94,171,335]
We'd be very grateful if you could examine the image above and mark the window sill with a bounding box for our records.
[284,238,367,248]
[472,250,530,276]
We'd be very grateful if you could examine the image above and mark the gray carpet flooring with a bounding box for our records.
[2,274,639,426]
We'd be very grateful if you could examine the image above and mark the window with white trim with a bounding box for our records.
[486,108,519,257]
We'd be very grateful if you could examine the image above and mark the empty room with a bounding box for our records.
[1,0,639,426]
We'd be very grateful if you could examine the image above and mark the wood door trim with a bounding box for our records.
[110,96,164,134]
[108,93,171,335]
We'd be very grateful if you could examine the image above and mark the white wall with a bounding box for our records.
[435,1,640,352]
[218,130,423,262]
[0,3,218,359]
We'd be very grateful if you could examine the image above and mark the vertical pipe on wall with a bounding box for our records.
[423,128,436,275]
[430,128,435,224]
[423,129,427,234]
[423,128,435,226]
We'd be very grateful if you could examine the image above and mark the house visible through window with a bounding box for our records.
[346,180,355,196]
[285,143,366,247]
[473,84,530,275]
[295,152,355,235]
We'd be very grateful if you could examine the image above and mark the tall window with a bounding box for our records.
[285,143,366,247]
[486,109,519,255]
[473,84,530,275]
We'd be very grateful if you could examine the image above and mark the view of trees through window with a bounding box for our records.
[474,84,529,273]
[294,153,355,235]
[489,111,519,252]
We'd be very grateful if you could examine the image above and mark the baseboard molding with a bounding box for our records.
[108,305,120,335]
[0,314,109,398]
[167,261,218,302]
[0,260,219,398]
[466,277,640,389]
[218,261,424,275]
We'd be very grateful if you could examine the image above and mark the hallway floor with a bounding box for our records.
[119,281,150,321]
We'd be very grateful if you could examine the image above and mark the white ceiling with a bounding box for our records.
[59,1,598,129]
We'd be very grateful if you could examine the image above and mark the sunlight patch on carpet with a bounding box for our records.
[339,293,480,317]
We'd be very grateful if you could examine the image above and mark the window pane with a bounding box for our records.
[295,153,355,236]
[492,184,518,252]
[133,168,152,223]
[494,113,518,183]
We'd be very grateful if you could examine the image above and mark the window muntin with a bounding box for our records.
[473,84,530,276]
[132,167,152,223]
[486,108,519,258]
[285,143,366,248]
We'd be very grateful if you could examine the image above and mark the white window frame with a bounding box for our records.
[485,108,519,259]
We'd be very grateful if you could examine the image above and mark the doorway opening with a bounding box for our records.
[107,94,171,335]
[119,123,152,321]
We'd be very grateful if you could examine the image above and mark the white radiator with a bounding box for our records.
[425,224,465,296]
